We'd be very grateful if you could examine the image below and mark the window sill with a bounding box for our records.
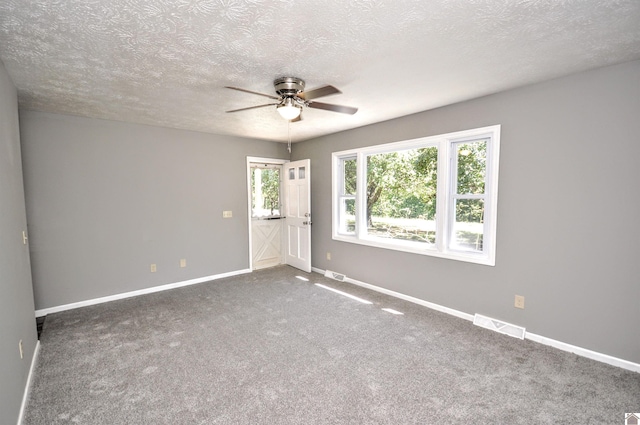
[332,233,495,266]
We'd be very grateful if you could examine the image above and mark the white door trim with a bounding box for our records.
[246,156,288,271]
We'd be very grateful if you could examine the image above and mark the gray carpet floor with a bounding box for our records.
[24,266,640,424]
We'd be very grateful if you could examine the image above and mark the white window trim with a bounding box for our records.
[331,125,500,266]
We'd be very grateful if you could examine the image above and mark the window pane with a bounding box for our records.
[298,167,305,179]
[339,197,356,234]
[342,158,356,195]
[456,140,486,195]
[252,168,280,217]
[289,168,295,180]
[366,147,438,245]
[451,199,484,252]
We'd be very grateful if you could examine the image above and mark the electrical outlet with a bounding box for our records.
[514,295,525,309]
[150,264,157,273]
[19,340,23,359]
[326,252,331,260]
[223,210,233,218]
[180,259,186,268]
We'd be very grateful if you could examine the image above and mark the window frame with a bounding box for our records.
[336,156,357,235]
[331,125,500,266]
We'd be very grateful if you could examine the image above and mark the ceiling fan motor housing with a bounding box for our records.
[274,77,305,96]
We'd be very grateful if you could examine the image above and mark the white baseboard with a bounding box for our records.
[314,267,473,321]
[346,275,474,322]
[312,267,640,373]
[526,332,640,373]
[17,340,40,425]
[35,269,252,317]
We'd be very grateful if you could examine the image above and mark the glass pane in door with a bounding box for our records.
[251,167,281,218]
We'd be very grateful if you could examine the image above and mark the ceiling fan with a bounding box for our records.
[225,77,358,121]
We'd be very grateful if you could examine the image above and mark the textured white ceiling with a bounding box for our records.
[1,0,639,142]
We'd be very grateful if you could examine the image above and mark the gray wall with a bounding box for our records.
[0,60,37,423]
[20,112,288,310]
[292,60,640,364]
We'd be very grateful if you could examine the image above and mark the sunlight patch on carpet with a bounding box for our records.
[381,308,404,315]
[314,283,372,304]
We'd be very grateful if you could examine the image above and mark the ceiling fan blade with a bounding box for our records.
[225,86,280,100]
[298,85,341,100]
[226,103,279,113]
[291,112,303,123]
[307,101,358,115]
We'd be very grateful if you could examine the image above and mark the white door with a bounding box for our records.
[284,159,312,273]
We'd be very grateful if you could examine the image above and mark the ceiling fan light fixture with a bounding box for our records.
[277,97,302,120]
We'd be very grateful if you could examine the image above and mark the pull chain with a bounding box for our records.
[287,120,292,154]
